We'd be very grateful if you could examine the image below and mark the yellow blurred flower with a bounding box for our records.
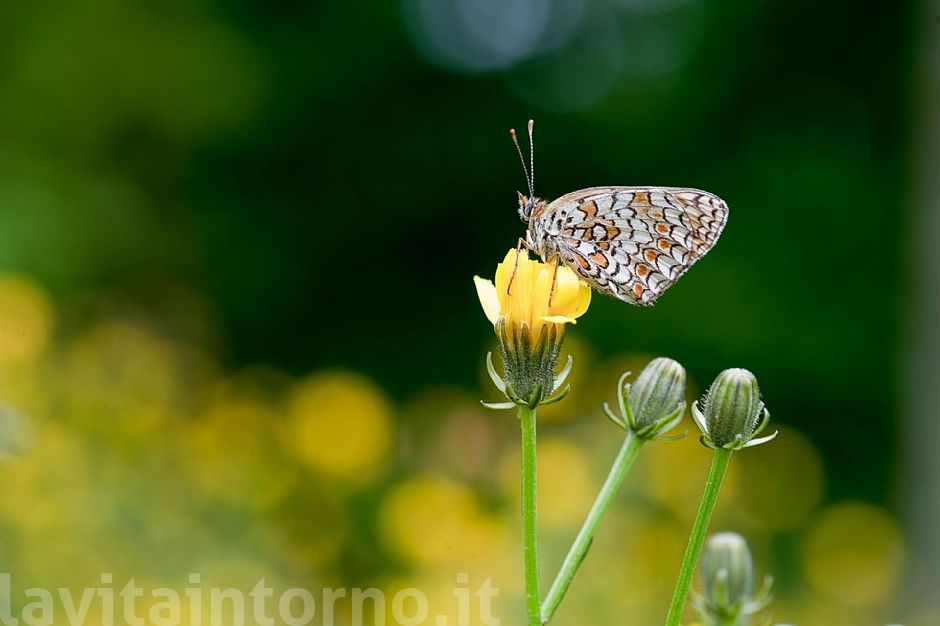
[378,474,501,566]
[0,273,53,367]
[474,248,590,338]
[800,501,905,606]
[61,321,179,442]
[286,370,393,482]
[181,384,298,509]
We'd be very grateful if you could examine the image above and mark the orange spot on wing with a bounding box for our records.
[588,252,609,268]
[637,265,649,277]
[645,250,658,263]
[658,239,671,251]
[605,226,621,239]
[634,192,650,205]
[633,284,645,298]
[572,252,590,269]
[580,201,598,218]
[656,224,670,234]
[597,241,611,251]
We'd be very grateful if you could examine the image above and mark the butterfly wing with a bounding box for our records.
[543,186,728,306]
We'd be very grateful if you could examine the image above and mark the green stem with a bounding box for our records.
[541,432,644,624]
[664,448,733,626]
[519,405,541,626]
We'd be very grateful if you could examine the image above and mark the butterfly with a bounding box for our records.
[510,120,729,306]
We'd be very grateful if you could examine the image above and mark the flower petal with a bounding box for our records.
[569,279,592,319]
[473,276,501,325]
[493,249,521,296]
[496,249,537,329]
[482,248,590,336]
[535,264,591,322]
[542,315,578,324]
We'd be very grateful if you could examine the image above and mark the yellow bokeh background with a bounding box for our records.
[0,271,918,625]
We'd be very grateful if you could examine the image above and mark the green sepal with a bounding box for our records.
[541,384,570,406]
[527,384,544,409]
[552,355,574,393]
[485,351,506,393]
[603,402,628,430]
[481,400,517,411]
[635,402,686,441]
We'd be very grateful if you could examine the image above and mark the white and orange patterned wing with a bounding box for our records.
[544,186,728,306]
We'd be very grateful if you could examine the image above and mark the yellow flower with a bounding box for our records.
[474,249,591,407]
[473,249,591,336]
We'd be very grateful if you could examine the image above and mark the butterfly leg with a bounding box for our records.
[506,237,531,295]
[547,256,560,307]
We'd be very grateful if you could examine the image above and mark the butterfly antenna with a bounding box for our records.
[527,119,535,197]
[510,125,534,198]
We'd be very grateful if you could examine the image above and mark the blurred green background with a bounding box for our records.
[0,0,934,624]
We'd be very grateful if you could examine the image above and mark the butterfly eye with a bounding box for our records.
[517,204,531,223]
[516,192,531,222]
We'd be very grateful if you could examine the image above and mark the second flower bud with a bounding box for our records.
[605,357,686,439]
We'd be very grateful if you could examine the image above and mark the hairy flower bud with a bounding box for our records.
[629,357,686,432]
[692,368,777,450]
[700,532,754,607]
[693,532,773,626]
[604,357,686,440]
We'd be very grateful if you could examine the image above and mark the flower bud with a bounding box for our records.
[629,357,686,432]
[700,532,754,608]
[691,368,777,450]
[603,357,686,440]
[692,532,773,626]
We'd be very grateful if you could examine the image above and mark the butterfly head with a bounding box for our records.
[517,191,543,223]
